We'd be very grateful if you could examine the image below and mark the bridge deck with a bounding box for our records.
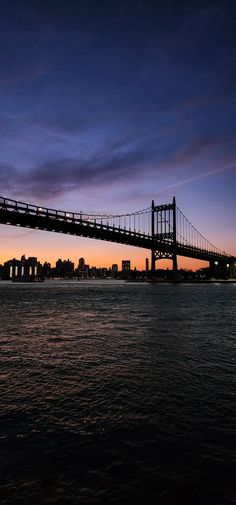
[0,197,232,263]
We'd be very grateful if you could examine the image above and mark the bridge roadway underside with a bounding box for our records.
[0,207,232,265]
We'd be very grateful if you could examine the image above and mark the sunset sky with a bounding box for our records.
[0,0,235,270]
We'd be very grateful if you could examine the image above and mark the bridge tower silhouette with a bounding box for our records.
[151,196,177,273]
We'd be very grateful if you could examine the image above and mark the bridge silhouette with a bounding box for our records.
[0,195,235,276]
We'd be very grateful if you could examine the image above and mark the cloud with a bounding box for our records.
[159,162,236,191]
[0,145,146,201]
[129,161,236,203]
[0,146,145,201]
[0,124,172,200]
[160,136,225,167]
[0,130,235,204]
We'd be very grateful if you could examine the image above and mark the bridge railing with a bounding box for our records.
[0,196,153,240]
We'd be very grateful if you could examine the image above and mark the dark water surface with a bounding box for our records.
[0,280,235,504]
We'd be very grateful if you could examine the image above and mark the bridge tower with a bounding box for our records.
[151,196,178,274]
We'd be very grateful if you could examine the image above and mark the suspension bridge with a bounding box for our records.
[0,195,235,276]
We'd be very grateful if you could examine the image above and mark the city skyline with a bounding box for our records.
[1,252,133,272]
[0,1,235,268]
[1,251,232,282]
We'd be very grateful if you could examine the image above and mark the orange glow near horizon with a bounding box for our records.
[0,226,209,271]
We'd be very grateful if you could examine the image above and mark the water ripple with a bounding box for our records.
[0,281,235,504]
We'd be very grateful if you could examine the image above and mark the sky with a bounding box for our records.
[0,0,235,270]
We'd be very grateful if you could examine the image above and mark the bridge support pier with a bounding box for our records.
[172,254,178,271]
[151,249,178,275]
[151,249,156,273]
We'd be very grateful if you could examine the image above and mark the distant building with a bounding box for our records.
[27,257,39,277]
[77,257,89,278]
[3,255,42,279]
[122,260,131,272]
[55,259,74,278]
[111,264,118,273]
[4,258,21,279]
[101,267,108,278]
[42,262,51,278]
[78,257,85,271]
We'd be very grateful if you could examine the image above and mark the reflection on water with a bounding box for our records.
[0,280,235,504]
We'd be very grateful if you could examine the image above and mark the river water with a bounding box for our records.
[0,280,235,504]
